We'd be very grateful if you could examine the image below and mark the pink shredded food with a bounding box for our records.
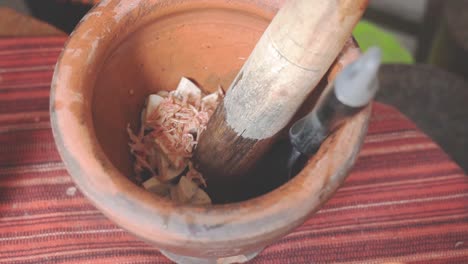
[127,82,224,188]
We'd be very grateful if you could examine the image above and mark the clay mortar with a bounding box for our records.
[50,0,370,262]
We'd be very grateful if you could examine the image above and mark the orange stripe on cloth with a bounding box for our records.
[0,37,467,264]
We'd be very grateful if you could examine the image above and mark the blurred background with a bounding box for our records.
[0,0,467,171]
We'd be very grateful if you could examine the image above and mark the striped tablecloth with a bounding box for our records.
[0,37,467,264]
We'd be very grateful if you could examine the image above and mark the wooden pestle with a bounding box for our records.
[194,0,369,202]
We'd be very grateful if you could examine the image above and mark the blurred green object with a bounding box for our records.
[353,20,414,64]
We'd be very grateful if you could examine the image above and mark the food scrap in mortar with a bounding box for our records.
[127,77,224,205]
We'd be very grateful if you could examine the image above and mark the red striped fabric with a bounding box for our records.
[0,37,467,264]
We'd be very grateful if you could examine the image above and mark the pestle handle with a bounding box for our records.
[194,0,369,202]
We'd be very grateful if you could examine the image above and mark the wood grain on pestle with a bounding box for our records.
[194,0,369,202]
